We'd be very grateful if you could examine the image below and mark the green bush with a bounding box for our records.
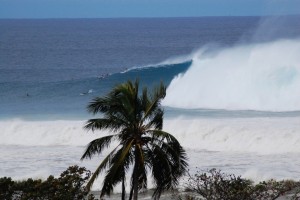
[179,168,300,200]
[0,177,15,199]
[0,165,95,200]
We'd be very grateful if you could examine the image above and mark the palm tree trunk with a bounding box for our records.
[122,176,126,200]
[133,175,138,200]
[133,146,139,200]
[129,185,133,200]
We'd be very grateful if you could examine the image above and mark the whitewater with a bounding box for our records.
[1,17,300,194]
[164,39,300,111]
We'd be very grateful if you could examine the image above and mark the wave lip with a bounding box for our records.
[163,39,300,112]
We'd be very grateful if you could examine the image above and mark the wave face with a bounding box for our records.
[163,39,300,111]
[0,61,191,119]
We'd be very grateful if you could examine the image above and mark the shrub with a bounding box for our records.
[180,168,300,200]
[0,177,15,199]
[252,179,300,200]
[0,165,95,200]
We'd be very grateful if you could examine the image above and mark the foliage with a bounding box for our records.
[252,179,300,200]
[183,168,253,200]
[0,177,15,199]
[81,79,188,200]
[0,165,95,200]
[178,168,300,200]
[2,166,300,200]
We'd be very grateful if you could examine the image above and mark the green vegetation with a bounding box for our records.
[81,79,188,200]
[2,167,300,200]
[176,168,300,200]
[0,165,95,200]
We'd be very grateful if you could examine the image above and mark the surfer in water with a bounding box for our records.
[97,73,109,79]
[80,89,93,96]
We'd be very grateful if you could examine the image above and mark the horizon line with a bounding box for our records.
[1,14,300,20]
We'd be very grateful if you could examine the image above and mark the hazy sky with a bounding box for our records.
[1,0,300,18]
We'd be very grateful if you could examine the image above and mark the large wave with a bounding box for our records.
[163,39,300,111]
[2,117,300,154]
[0,61,191,119]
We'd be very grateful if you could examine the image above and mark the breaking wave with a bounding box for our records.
[2,117,300,154]
[163,39,300,112]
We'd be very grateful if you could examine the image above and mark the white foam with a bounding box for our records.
[164,117,300,154]
[2,117,300,190]
[2,117,300,154]
[0,119,101,146]
[163,39,300,111]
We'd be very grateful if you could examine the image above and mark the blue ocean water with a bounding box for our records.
[0,17,258,119]
[1,16,300,119]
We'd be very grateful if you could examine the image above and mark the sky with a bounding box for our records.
[0,0,300,18]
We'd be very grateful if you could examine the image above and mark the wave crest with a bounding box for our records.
[163,39,300,111]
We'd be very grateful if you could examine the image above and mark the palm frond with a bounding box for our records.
[85,146,119,191]
[87,96,112,114]
[84,118,124,132]
[144,144,172,199]
[136,144,147,190]
[141,82,166,123]
[100,139,134,197]
[144,109,164,130]
[150,130,189,178]
[148,129,179,143]
[145,136,188,199]
[160,142,188,177]
[81,135,115,160]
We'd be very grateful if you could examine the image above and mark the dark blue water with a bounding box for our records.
[1,16,299,119]
[0,17,260,81]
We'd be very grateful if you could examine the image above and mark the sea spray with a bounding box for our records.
[163,39,300,111]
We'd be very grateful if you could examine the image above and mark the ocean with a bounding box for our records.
[1,16,300,195]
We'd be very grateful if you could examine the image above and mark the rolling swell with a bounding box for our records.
[0,61,192,119]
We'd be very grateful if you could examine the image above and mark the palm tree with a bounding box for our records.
[81,79,188,200]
